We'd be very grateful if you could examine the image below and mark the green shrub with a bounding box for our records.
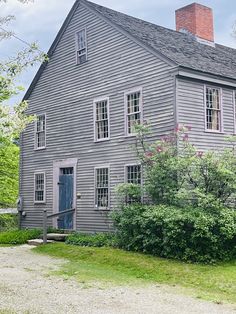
[0,229,42,245]
[66,232,116,247]
[0,214,18,232]
[112,204,236,264]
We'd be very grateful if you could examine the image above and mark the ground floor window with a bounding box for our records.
[95,167,109,209]
[34,172,45,203]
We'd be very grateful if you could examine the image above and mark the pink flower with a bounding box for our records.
[197,151,203,158]
[156,146,163,153]
[183,134,189,142]
[145,152,154,158]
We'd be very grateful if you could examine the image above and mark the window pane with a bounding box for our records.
[78,30,86,50]
[95,100,109,140]
[35,173,45,202]
[96,168,109,208]
[127,165,141,184]
[206,88,221,131]
[36,115,46,148]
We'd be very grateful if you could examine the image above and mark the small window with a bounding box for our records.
[34,172,45,203]
[205,87,221,131]
[126,165,141,184]
[95,167,109,209]
[125,89,142,135]
[94,98,109,141]
[76,29,87,64]
[35,114,46,149]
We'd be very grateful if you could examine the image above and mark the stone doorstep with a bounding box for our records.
[27,239,54,246]
[46,233,69,241]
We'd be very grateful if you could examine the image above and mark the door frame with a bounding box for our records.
[53,158,77,230]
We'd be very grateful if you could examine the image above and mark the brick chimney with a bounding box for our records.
[175,3,214,43]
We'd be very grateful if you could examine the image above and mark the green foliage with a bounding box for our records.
[115,183,142,205]
[135,124,236,210]
[112,204,236,264]
[0,229,41,244]
[0,139,19,207]
[0,214,18,231]
[66,232,117,247]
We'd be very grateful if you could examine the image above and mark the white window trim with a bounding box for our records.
[124,87,143,136]
[204,85,224,133]
[93,96,110,142]
[94,165,110,210]
[75,28,87,65]
[34,171,46,204]
[34,113,46,150]
[124,163,143,185]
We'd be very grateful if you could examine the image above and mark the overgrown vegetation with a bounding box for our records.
[35,243,236,304]
[113,125,236,263]
[66,232,116,247]
[0,214,18,232]
[112,204,236,264]
[0,229,41,245]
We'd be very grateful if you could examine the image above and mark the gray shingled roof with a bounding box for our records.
[85,0,236,80]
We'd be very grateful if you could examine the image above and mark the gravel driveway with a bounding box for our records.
[0,245,235,314]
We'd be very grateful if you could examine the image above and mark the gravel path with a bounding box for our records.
[0,245,235,314]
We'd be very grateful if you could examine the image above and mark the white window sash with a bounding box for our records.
[124,88,143,136]
[34,172,46,204]
[76,28,87,64]
[204,86,223,132]
[93,97,110,142]
[35,114,46,150]
[94,166,110,210]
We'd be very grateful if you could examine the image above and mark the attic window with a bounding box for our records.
[76,29,87,64]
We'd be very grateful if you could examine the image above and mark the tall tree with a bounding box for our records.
[0,0,46,207]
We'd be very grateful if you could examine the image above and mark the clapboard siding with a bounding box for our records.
[177,77,235,151]
[20,3,175,231]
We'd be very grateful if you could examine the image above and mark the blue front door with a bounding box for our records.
[58,167,74,229]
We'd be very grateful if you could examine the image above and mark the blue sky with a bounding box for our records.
[1,0,236,103]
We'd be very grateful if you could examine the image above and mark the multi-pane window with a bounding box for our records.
[95,168,109,208]
[94,99,109,141]
[205,87,221,131]
[125,165,142,204]
[126,90,142,135]
[76,29,87,64]
[34,173,45,203]
[126,165,141,184]
[35,114,46,149]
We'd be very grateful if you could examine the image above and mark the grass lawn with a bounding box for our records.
[34,243,236,305]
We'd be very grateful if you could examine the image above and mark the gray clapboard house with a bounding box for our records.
[20,1,236,232]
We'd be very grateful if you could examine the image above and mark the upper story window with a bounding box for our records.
[125,89,142,135]
[205,87,221,131]
[94,98,110,141]
[76,29,87,64]
[35,114,46,149]
[34,172,46,203]
[95,167,109,209]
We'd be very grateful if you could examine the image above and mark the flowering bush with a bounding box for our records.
[134,124,236,210]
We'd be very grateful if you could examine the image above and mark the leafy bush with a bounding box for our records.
[134,124,236,210]
[0,229,42,245]
[66,232,117,247]
[115,183,142,205]
[112,204,236,263]
[0,214,18,232]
